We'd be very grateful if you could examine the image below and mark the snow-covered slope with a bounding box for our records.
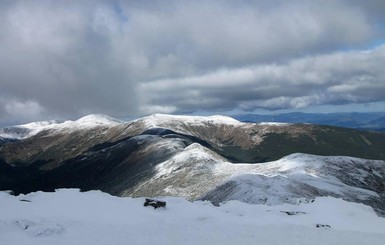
[0,120,58,139]
[0,113,238,140]
[203,153,385,208]
[0,114,122,140]
[129,114,266,154]
[134,113,241,133]
[123,143,228,198]
[1,189,385,245]
[123,144,385,215]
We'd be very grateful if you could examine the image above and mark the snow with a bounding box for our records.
[0,189,384,245]
[138,113,241,128]
[0,114,122,140]
[204,152,383,205]
[108,141,385,216]
[74,114,123,125]
[147,144,384,208]
[258,122,290,126]
[156,143,223,174]
[1,113,241,140]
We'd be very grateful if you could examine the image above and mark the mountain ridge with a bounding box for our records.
[1,114,385,216]
[232,112,385,131]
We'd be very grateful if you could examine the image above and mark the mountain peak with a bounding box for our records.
[75,114,123,125]
[138,113,240,128]
[0,114,122,140]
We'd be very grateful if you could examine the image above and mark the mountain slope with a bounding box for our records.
[2,114,385,164]
[199,153,385,215]
[233,112,385,130]
[111,142,385,215]
[363,116,385,131]
[0,114,122,140]
[0,114,385,216]
[134,114,385,162]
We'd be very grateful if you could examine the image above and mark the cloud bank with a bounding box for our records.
[140,45,385,113]
[0,0,384,124]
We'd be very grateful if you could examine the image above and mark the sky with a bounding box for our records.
[1,0,385,125]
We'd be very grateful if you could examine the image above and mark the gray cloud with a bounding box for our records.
[140,45,385,112]
[0,0,384,124]
[0,1,140,124]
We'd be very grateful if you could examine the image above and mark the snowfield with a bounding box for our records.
[1,189,385,245]
[138,113,241,127]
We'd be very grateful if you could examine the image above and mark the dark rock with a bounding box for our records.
[143,198,166,209]
[316,224,331,228]
[281,211,306,215]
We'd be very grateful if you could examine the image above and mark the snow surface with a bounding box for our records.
[137,113,290,127]
[0,189,384,245]
[206,153,384,205]
[258,122,290,126]
[145,143,384,210]
[137,113,241,128]
[0,114,122,140]
[1,113,241,140]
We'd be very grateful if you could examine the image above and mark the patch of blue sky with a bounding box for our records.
[276,101,385,114]
[113,2,129,23]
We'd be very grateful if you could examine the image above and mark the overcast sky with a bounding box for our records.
[1,0,385,125]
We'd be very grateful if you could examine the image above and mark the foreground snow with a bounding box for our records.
[1,189,385,245]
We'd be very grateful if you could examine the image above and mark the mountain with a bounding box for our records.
[0,114,122,140]
[199,153,385,214]
[362,116,385,131]
[1,114,385,216]
[232,112,385,131]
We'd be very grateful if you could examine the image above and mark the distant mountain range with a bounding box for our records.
[1,114,385,216]
[232,112,385,131]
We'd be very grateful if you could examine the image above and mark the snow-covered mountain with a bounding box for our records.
[121,143,385,216]
[0,114,122,140]
[200,153,385,213]
[137,113,241,128]
[1,114,385,216]
[1,189,385,245]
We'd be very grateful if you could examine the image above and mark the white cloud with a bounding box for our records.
[3,100,45,123]
[140,105,177,115]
